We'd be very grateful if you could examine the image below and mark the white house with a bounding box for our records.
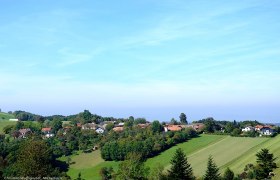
[82,123,96,130]
[260,127,275,136]
[95,127,105,134]
[242,126,254,132]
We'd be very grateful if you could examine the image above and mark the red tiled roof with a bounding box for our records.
[113,127,124,132]
[42,127,52,132]
[167,125,182,131]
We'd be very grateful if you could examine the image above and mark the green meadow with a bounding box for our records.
[0,112,16,133]
[64,134,280,179]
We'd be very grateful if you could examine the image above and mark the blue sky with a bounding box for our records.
[0,0,280,122]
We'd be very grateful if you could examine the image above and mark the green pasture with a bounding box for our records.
[65,134,225,179]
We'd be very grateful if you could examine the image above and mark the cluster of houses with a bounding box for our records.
[242,125,276,136]
[13,121,277,139]
[164,123,205,132]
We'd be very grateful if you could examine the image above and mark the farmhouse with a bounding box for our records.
[184,123,205,131]
[164,125,183,132]
[113,126,124,132]
[18,128,31,138]
[137,123,150,129]
[242,126,254,132]
[82,123,96,130]
[260,126,275,136]
[42,127,54,138]
[255,125,264,131]
[95,127,105,134]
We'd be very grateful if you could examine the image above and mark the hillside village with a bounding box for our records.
[5,111,278,141]
[1,110,280,180]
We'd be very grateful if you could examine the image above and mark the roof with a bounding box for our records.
[137,123,150,128]
[113,127,124,132]
[166,125,182,131]
[76,123,82,127]
[19,128,31,134]
[255,125,264,129]
[42,127,52,132]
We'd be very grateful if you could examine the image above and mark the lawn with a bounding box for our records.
[186,136,269,177]
[65,134,225,179]
[0,112,15,121]
[0,120,17,133]
[64,134,280,179]
[145,134,226,169]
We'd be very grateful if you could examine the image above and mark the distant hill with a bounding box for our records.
[0,112,15,121]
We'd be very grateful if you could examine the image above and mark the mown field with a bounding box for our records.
[64,134,280,179]
[0,112,16,133]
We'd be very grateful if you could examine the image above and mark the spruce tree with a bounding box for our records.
[204,155,221,180]
[255,148,277,179]
[223,167,234,180]
[168,148,195,180]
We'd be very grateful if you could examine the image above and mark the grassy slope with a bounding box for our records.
[0,112,15,121]
[65,135,280,179]
[145,134,226,169]
[66,134,225,179]
[0,112,16,133]
[186,136,269,177]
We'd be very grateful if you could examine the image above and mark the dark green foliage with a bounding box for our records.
[170,118,179,125]
[231,128,241,137]
[99,167,114,180]
[168,148,195,180]
[51,119,63,133]
[151,120,163,133]
[225,122,235,133]
[117,153,149,180]
[179,113,188,124]
[204,155,221,180]
[3,139,63,177]
[134,117,147,124]
[223,168,234,180]
[105,123,114,132]
[255,148,277,179]
[101,127,196,161]
[149,163,167,180]
[75,172,85,180]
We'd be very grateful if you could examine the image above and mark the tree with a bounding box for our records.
[75,172,85,180]
[105,123,114,132]
[151,120,163,133]
[82,110,92,123]
[168,148,195,180]
[149,163,166,180]
[100,167,114,180]
[223,167,234,180]
[225,122,234,133]
[7,139,59,177]
[231,128,241,137]
[204,155,221,180]
[204,118,216,133]
[255,148,277,179]
[117,152,149,180]
[51,118,62,133]
[179,113,188,124]
[170,118,179,125]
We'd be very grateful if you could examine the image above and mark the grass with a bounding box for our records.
[186,136,269,177]
[0,121,17,133]
[0,112,15,121]
[64,134,225,179]
[64,135,280,179]
[145,134,226,169]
